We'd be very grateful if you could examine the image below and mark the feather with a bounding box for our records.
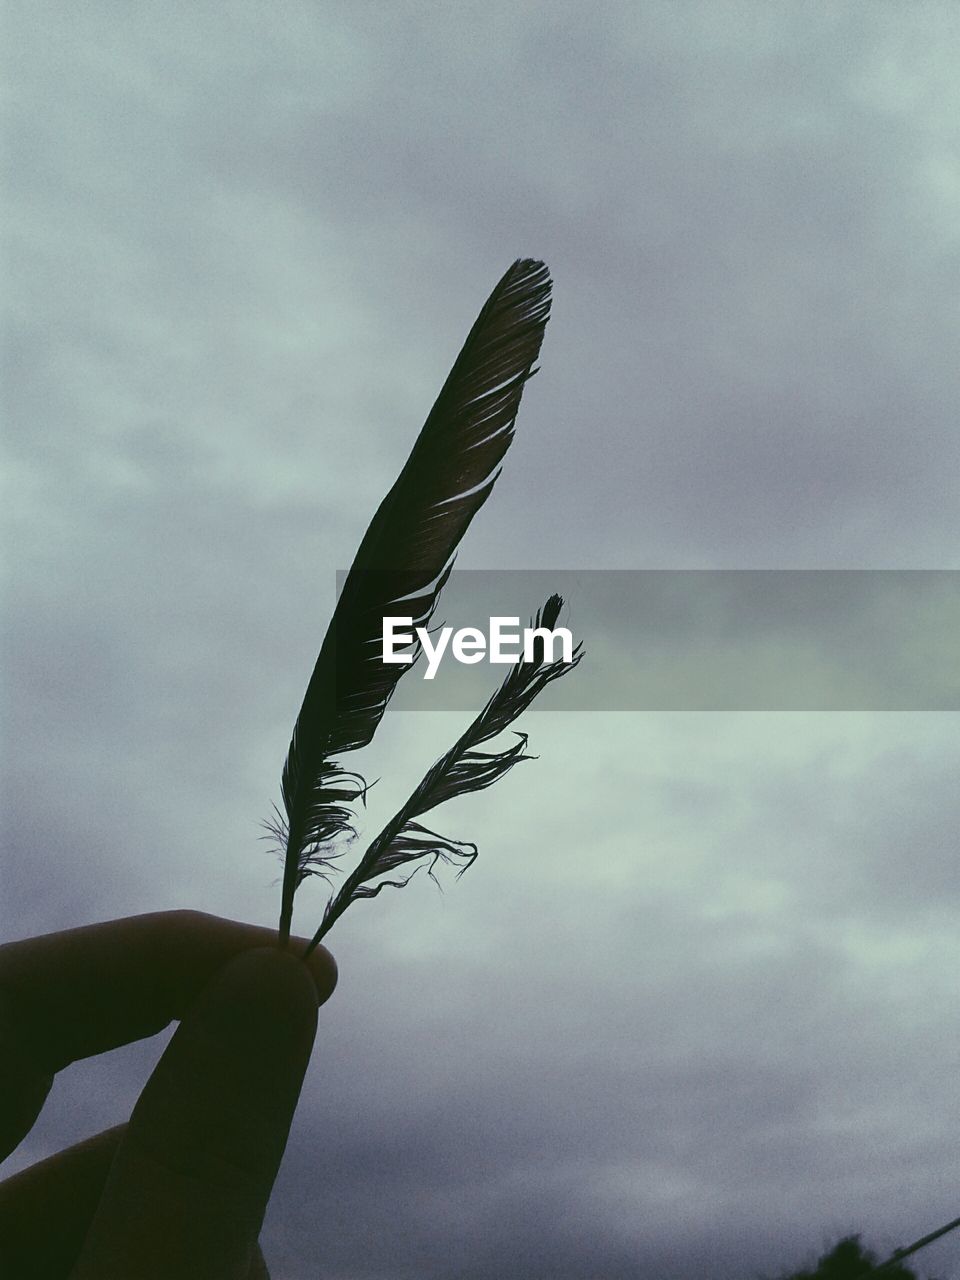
[275,260,552,942]
[304,595,583,952]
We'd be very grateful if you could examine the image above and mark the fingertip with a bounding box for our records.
[304,944,338,1006]
[243,941,337,1008]
[216,947,320,1026]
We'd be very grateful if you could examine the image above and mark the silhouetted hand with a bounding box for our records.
[0,911,337,1278]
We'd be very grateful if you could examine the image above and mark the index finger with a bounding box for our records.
[0,911,336,1160]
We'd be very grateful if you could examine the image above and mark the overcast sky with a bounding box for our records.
[4,4,960,1278]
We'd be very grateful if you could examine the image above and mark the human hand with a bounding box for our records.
[0,910,337,1278]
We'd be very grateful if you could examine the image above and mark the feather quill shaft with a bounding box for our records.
[304,595,582,952]
[276,261,552,943]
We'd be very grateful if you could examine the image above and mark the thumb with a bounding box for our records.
[71,947,329,1280]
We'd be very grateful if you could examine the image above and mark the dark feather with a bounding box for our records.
[304,595,583,951]
[275,260,552,941]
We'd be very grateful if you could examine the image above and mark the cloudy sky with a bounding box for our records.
[4,4,960,1277]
